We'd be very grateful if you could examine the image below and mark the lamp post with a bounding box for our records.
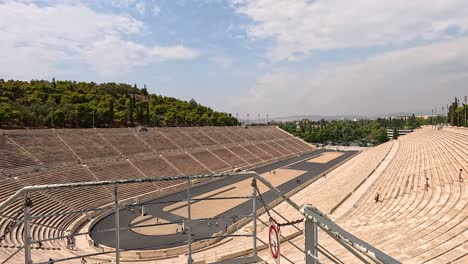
[442,106,444,127]
[447,104,449,126]
[431,108,434,127]
[465,96,467,127]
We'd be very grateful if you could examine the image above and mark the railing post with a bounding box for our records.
[24,192,32,264]
[114,185,120,264]
[252,178,257,261]
[305,218,318,264]
[187,177,192,264]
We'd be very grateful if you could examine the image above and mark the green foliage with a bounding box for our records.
[0,79,238,128]
[445,97,467,127]
[280,119,394,146]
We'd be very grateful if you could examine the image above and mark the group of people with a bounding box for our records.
[424,169,464,191]
[375,168,464,203]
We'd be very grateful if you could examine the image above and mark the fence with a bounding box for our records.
[0,172,399,264]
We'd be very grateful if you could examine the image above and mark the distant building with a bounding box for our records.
[417,115,431,120]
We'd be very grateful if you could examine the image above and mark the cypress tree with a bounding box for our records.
[146,102,150,126]
[129,94,135,127]
[393,127,399,139]
[109,99,114,126]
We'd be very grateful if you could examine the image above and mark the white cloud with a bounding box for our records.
[232,0,468,61]
[150,45,199,60]
[226,37,468,116]
[0,1,198,78]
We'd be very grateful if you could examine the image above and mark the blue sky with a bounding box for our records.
[1,0,468,117]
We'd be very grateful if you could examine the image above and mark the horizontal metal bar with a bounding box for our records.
[128,221,185,229]
[191,196,253,201]
[301,205,400,264]
[34,249,116,264]
[190,234,254,243]
[190,214,252,221]
[2,168,398,264]
[130,196,254,207]
[0,172,256,212]
[31,213,255,244]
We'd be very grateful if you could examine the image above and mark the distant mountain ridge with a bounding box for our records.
[252,111,433,123]
[269,115,365,122]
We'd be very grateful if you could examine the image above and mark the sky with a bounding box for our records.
[1,0,468,118]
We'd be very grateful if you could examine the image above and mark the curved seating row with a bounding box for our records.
[168,141,394,263]
[1,126,305,176]
[0,126,314,263]
[321,128,467,263]
[252,128,466,264]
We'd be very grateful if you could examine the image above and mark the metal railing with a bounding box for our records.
[0,171,399,264]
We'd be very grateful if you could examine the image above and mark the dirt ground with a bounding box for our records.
[130,215,182,235]
[163,168,306,219]
[307,152,344,163]
[129,168,306,235]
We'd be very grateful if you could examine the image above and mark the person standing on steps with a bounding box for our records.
[424,177,430,191]
[459,169,464,183]
[375,193,380,203]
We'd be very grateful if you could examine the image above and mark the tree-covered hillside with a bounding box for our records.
[279,116,426,146]
[446,97,467,127]
[280,119,389,146]
[0,79,238,128]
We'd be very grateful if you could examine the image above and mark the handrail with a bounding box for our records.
[0,171,400,263]
[301,205,400,264]
[253,173,400,264]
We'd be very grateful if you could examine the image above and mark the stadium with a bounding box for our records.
[2,1,468,263]
[0,124,466,264]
